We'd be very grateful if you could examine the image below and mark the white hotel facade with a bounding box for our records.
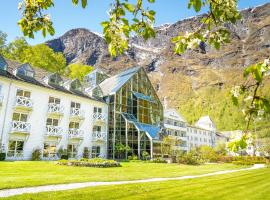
[0,56,108,160]
[164,109,217,152]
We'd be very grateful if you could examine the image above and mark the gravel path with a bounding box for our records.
[0,164,265,198]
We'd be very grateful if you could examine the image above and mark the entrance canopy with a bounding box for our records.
[121,113,160,139]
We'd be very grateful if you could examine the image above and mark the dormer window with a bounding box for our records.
[47,73,63,86]
[0,55,7,71]
[16,64,35,78]
[70,79,82,92]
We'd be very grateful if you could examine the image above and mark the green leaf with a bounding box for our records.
[81,0,87,8]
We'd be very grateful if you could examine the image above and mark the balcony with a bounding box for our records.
[47,103,64,117]
[68,128,84,139]
[0,95,3,106]
[10,121,31,135]
[92,131,106,142]
[70,108,85,121]
[45,125,63,138]
[14,96,33,111]
[93,113,107,123]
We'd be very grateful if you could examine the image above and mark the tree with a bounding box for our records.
[21,44,66,73]
[2,37,29,61]
[231,59,270,131]
[161,136,181,158]
[66,63,94,81]
[0,30,7,50]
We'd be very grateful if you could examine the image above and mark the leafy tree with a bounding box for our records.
[115,143,131,159]
[231,59,270,130]
[161,136,181,158]
[2,37,29,61]
[21,44,66,73]
[0,30,7,50]
[66,63,94,81]
[227,134,248,154]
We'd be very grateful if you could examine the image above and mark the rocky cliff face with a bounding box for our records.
[46,3,270,126]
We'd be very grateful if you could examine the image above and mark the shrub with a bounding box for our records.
[151,157,167,163]
[31,148,42,161]
[142,151,150,160]
[217,156,233,163]
[57,148,68,159]
[57,158,121,168]
[177,152,203,165]
[128,155,138,161]
[83,147,90,159]
[0,153,6,161]
[61,155,69,160]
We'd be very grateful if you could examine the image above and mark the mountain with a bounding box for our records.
[46,3,270,131]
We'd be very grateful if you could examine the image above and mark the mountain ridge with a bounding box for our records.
[46,3,270,131]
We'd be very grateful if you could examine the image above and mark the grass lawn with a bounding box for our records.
[3,167,269,200]
[0,161,246,189]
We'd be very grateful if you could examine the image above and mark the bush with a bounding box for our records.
[31,148,42,161]
[0,153,6,161]
[57,158,121,168]
[128,155,138,161]
[57,148,68,159]
[83,147,90,159]
[61,155,69,160]
[217,156,233,163]
[151,157,167,163]
[177,152,203,165]
[142,151,150,160]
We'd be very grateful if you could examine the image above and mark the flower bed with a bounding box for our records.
[57,158,121,168]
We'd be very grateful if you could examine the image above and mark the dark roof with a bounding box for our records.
[0,57,105,103]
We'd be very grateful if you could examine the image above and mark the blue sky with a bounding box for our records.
[1,0,269,45]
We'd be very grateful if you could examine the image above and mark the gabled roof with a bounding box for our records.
[164,109,187,122]
[99,67,141,96]
[195,115,216,131]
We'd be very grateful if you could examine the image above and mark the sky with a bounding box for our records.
[0,0,269,45]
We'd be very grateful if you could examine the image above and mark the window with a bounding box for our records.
[93,125,101,132]
[43,143,57,158]
[70,80,82,91]
[16,89,30,98]
[16,64,35,78]
[94,107,102,114]
[91,146,100,158]
[48,97,60,104]
[67,144,78,158]
[0,55,7,70]
[12,113,28,122]
[7,140,24,157]
[69,122,79,129]
[71,102,81,109]
[46,118,59,126]
[48,73,63,86]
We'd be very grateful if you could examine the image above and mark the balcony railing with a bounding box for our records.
[10,121,31,134]
[92,131,106,141]
[93,113,106,122]
[68,128,84,139]
[48,103,64,115]
[45,125,63,137]
[70,108,85,119]
[14,96,33,109]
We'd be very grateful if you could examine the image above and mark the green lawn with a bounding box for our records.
[3,167,269,200]
[0,161,246,189]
